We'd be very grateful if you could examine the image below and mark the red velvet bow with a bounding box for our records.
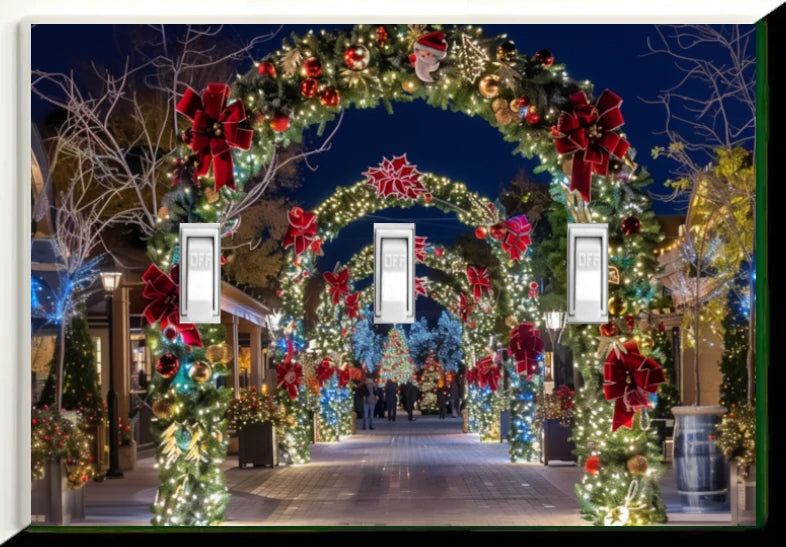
[508,322,545,379]
[465,367,477,386]
[315,357,335,387]
[603,341,666,432]
[362,154,427,201]
[337,367,351,389]
[345,292,360,319]
[415,277,429,298]
[176,83,253,191]
[554,90,630,202]
[415,236,428,263]
[498,215,532,262]
[323,267,350,305]
[528,281,539,299]
[277,339,303,399]
[466,265,492,303]
[476,356,501,392]
[283,207,322,256]
[459,292,473,324]
[141,264,203,347]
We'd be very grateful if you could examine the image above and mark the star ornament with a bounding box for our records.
[603,341,665,432]
[363,154,427,201]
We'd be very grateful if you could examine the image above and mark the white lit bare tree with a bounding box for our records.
[645,24,756,402]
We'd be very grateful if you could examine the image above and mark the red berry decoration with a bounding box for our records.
[475,226,488,240]
[524,107,541,125]
[622,216,641,236]
[377,26,388,46]
[534,48,554,67]
[625,314,636,331]
[270,114,290,133]
[156,353,180,379]
[599,322,618,337]
[301,57,322,78]
[319,86,340,107]
[489,223,506,240]
[257,61,276,77]
[344,44,370,71]
[300,78,319,98]
[585,455,601,476]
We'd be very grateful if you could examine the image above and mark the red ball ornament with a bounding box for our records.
[525,107,541,125]
[622,216,641,236]
[257,61,276,77]
[270,114,290,133]
[511,96,531,110]
[534,49,554,67]
[599,322,618,337]
[162,325,179,341]
[625,314,636,331]
[300,78,319,98]
[156,353,180,379]
[423,193,433,202]
[319,86,341,107]
[276,289,284,297]
[489,223,506,240]
[475,226,488,240]
[344,44,371,71]
[301,57,322,78]
[469,322,476,329]
[585,455,601,476]
[434,247,443,257]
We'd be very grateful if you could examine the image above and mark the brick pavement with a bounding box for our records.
[78,415,589,527]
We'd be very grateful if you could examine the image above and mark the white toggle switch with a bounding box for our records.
[567,223,608,324]
[179,223,221,324]
[374,223,415,324]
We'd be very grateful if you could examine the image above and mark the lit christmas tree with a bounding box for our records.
[650,323,680,421]
[379,328,415,386]
[419,350,443,413]
[719,261,751,408]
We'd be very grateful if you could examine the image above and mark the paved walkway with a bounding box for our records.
[79,415,588,527]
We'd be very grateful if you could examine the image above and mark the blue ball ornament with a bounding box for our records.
[175,428,192,451]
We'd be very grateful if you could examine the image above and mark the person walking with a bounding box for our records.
[450,378,460,417]
[374,383,386,418]
[404,376,420,422]
[437,381,449,420]
[363,379,377,430]
[385,378,398,422]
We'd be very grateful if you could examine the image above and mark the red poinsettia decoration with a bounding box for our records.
[276,340,304,400]
[553,90,630,202]
[337,367,351,388]
[141,264,203,347]
[345,292,360,319]
[324,267,350,305]
[459,292,473,324]
[495,215,532,262]
[315,357,335,387]
[415,276,430,298]
[415,236,428,262]
[283,206,322,257]
[476,356,501,392]
[362,154,427,201]
[176,83,253,191]
[603,340,666,432]
[508,322,545,379]
[466,265,492,303]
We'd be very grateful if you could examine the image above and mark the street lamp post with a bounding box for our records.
[100,271,124,479]
[543,310,566,387]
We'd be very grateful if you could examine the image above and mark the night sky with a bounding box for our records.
[31,24,755,320]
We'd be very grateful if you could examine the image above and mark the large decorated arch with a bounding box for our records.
[143,24,667,527]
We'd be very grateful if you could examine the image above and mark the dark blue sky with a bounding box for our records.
[31,24,754,281]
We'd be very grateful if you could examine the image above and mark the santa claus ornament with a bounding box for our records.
[412,31,447,83]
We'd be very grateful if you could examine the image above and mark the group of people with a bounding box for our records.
[356,376,462,430]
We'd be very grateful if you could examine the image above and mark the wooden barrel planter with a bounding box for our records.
[30,461,85,525]
[238,421,277,468]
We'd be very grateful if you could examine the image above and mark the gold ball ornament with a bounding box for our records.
[402,77,418,93]
[478,74,501,99]
[203,186,220,203]
[152,399,175,420]
[495,107,515,125]
[205,343,233,364]
[188,360,213,383]
[496,41,517,63]
[505,315,518,328]
[608,296,628,316]
[627,454,648,475]
[491,97,508,113]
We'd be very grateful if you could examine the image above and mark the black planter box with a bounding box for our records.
[238,422,277,468]
[542,419,576,465]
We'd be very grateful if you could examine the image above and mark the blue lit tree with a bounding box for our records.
[407,317,433,369]
[351,308,381,372]
[436,311,463,372]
